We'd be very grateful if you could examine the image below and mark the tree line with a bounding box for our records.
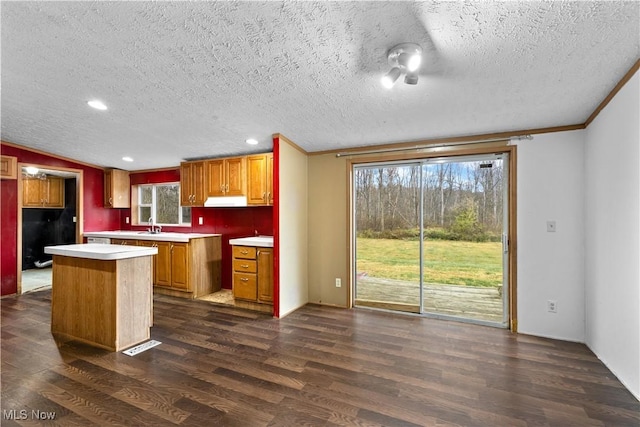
[355,161,504,241]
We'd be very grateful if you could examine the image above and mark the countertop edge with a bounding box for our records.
[45,244,158,260]
[84,231,222,243]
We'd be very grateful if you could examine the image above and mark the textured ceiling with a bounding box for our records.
[1,1,638,170]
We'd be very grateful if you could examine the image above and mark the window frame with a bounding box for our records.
[132,182,191,227]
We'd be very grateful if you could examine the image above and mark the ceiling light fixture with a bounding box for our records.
[246,138,259,145]
[122,156,134,162]
[88,100,108,110]
[381,43,422,89]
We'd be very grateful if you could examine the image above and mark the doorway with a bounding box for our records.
[18,165,82,294]
[353,153,510,327]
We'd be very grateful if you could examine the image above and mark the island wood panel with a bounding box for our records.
[50,254,152,351]
[190,236,222,297]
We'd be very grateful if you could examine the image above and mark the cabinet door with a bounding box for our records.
[266,153,274,205]
[192,161,207,206]
[225,157,245,196]
[111,239,133,245]
[171,243,190,290]
[206,159,225,197]
[180,162,194,205]
[46,177,64,208]
[257,248,274,303]
[246,155,267,205]
[1,155,17,179]
[104,169,114,207]
[155,242,172,287]
[23,178,44,207]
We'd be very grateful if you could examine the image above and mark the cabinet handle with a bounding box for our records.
[241,264,249,268]
[240,250,248,254]
[109,197,113,206]
[240,278,248,282]
[262,192,266,201]
[267,192,271,202]
[225,184,229,192]
[170,244,174,251]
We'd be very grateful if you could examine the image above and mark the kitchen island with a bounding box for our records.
[44,243,158,352]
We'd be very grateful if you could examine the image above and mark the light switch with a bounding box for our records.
[198,217,203,225]
[125,216,130,224]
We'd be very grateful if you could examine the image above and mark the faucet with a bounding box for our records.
[148,217,156,234]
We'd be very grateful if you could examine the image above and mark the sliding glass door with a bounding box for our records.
[353,163,422,313]
[353,153,509,327]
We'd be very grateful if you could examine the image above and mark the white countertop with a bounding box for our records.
[84,230,221,243]
[45,243,158,260]
[228,236,274,247]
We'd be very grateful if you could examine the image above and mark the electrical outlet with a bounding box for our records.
[547,300,557,313]
[335,278,342,288]
[547,220,556,232]
[125,216,129,224]
[198,217,203,225]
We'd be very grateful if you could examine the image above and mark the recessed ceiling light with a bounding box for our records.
[88,100,108,110]
[122,156,134,162]
[246,138,259,145]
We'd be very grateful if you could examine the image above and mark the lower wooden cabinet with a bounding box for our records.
[232,245,273,305]
[108,236,220,298]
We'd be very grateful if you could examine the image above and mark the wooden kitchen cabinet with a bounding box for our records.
[23,176,64,208]
[111,238,132,245]
[1,155,17,179]
[232,245,273,305]
[207,157,246,197]
[104,169,130,208]
[136,237,221,298]
[246,153,273,206]
[180,161,207,206]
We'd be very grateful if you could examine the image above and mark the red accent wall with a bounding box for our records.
[1,143,121,296]
[127,169,274,289]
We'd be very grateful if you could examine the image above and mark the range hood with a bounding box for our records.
[203,196,248,207]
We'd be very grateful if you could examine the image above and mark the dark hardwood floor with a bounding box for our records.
[1,290,638,426]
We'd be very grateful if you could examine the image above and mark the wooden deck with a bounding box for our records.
[356,276,504,323]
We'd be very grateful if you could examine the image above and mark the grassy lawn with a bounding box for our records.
[356,238,503,287]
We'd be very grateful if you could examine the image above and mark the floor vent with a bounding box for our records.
[123,340,161,356]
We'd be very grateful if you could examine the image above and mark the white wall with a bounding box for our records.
[277,138,309,317]
[584,71,639,400]
[516,130,586,342]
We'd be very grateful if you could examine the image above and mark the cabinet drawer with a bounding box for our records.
[233,259,257,273]
[233,273,257,300]
[232,246,256,259]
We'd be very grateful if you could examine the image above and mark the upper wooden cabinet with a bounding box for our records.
[23,176,64,208]
[246,153,273,205]
[207,157,245,197]
[180,161,207,206]
[1,155,17,179]
[104,169,130,208]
